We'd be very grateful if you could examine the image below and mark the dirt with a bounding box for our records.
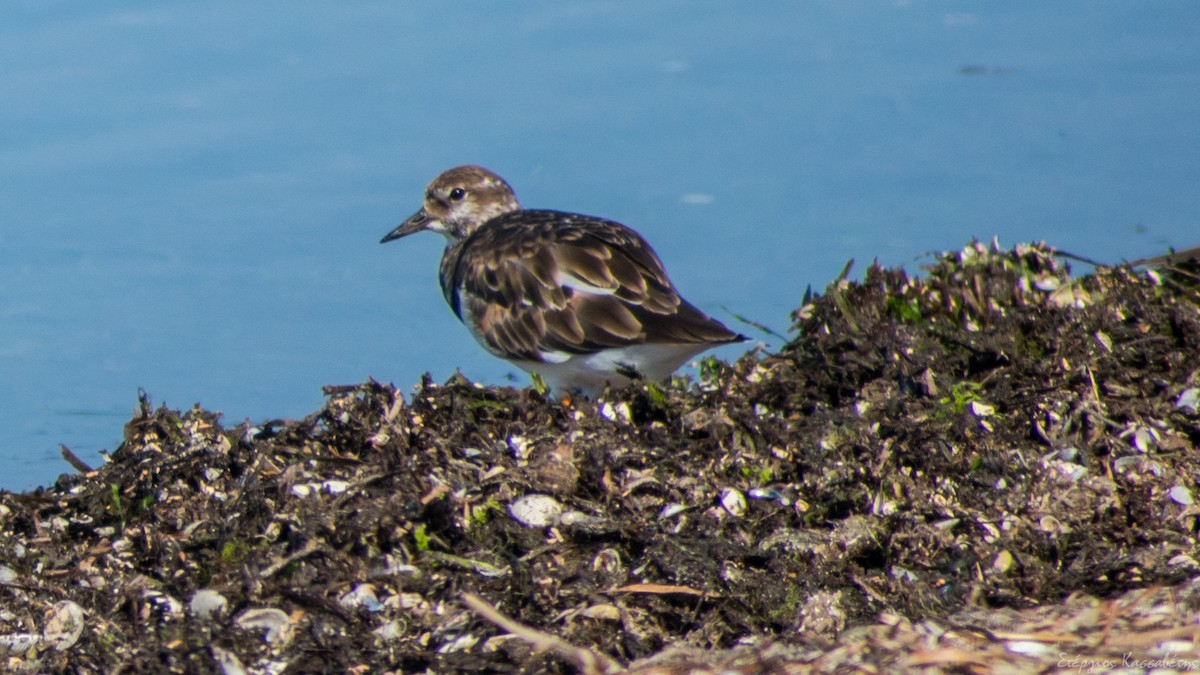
[2,240,1199,673]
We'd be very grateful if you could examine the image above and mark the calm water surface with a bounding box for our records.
[3,2,1198,490]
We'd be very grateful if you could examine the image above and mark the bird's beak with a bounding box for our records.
[380,209,434,244]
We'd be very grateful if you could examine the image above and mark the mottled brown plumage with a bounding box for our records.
[381,165,747,394]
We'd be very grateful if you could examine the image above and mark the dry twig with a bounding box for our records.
[461,592,624,675]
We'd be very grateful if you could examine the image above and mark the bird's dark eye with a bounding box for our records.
[448,187,466,201]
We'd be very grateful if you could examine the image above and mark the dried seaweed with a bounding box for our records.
[2,240,1199,673]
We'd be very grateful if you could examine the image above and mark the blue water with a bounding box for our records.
[3,2,1198,491]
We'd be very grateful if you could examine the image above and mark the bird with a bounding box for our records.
[380,165,748,396]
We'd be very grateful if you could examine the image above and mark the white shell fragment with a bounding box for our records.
[373,620,404,641]
[43,600,85,651]
[439,633,481,654]
[720,488,747,517]
[507,435,531,459]
[579,604,621,621]
[508,494,563,527]
[1006,640,1054,656]
[190,589,229,620]
[0,632,39,655]
[1132,426,1158,453]
[748,487,793,506]
[598,401,633,424]
[321,480,349,495]
[290,480,350,498]
[592,548,623,574]
[338,584,384,612]
[234,607,293,644]
[659,503,688,519]
[1177,387,1200,413]
[968,401,995,417]
[1044,459,1087,483]
[1032,275,1061,292]
[559,510,601,527]
[143,590,184,620]
[1169,485,1194,505]
[211,645,248,675]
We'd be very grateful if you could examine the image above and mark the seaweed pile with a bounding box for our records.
[2,240,1199,673]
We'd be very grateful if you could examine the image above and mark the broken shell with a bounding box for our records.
[592,548,623,574]
[210,645,247,675]
[1176,387,1200,413]
[579,604,621,621]
[1006,640,1054,657]
[190,589,229,620]
[719,488,747,517]
[507,435,531,459]
[43,600,85,651]
[339,584,383,612]
[321,480,349,495]
[659,503,688,519]
[1043,459,1086,482]
[143,590,184,620]
[1132,426,1158,453]
[508,494,563,527]
[373,620,404,641]
[968,401,995,417]
[748,487,793,506]
[439,633,481,654]
[234,607,293,644]
[598,401,633,424]
[1169,485,1194,505]
[0,632,40,655]
[1032,275,1060,292]
[558,510,597,526]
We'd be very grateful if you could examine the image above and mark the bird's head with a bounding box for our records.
[381,165,521,244]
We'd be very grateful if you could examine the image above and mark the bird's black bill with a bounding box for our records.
[380,209,433,243]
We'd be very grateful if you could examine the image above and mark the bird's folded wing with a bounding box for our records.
[445,212,741,361]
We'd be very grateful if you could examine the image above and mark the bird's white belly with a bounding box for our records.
[512,343,712,396]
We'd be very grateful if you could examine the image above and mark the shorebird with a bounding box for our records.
[381,165,747,396]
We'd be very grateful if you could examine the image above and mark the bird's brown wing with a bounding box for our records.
[440,210,746,362]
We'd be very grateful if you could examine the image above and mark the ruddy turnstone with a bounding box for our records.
[381,165,748,395]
